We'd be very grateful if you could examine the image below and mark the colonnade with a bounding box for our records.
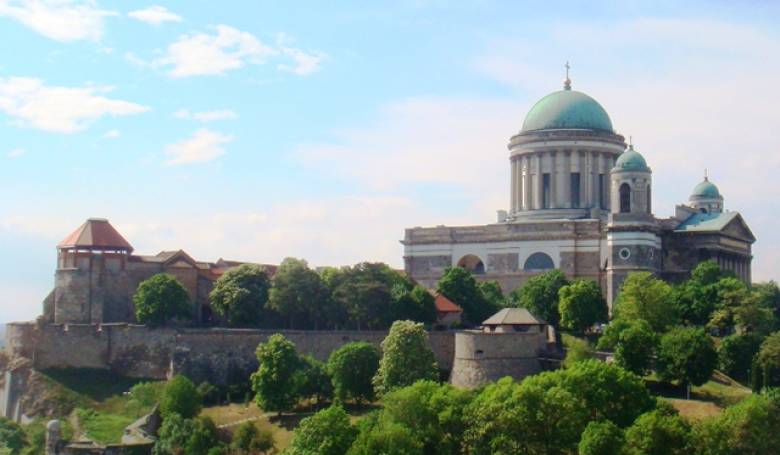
[716,254,752,283]
[510,149,617,213]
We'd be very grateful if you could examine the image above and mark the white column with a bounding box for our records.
[583,151,593,207]
[522,155,531,210]
[515,160,522,212]
[534,152,543,209]
[555,150,567,208]
[510,158,517,213]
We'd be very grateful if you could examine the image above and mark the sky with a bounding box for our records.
[1,0,779,323]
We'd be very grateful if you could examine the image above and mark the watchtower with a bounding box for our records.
[54,218,134,324]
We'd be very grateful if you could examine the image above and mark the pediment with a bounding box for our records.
[722,214,756,242]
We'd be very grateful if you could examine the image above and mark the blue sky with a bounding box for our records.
[2,1,780,323]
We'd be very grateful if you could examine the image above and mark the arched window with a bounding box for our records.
[457,254,485,274]
[523,252,554,271]
[619,183,631,213]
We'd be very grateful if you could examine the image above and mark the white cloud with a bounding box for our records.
[128,5,181,25]
[102,128,119,138]
[6,148,26,158]
[174,108,238,122]
[0,0,116,42]
[159,25,277,77]
[164,129,232,165]
[0,77,149,133]
[278,47,327,76]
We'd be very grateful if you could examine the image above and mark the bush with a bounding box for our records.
[623,408,692,455]
[231,421,274,454]
[298,355,333,406]
[160,375,202,419]
[134,274,191,325]
[327,342,380,404]
[154,414,220,455]
[0,417,26,454]
[251,334,302,414]
[347,421,423,455]
[286,406,356,455]
[718,332,763,381]
[755,331,780,388]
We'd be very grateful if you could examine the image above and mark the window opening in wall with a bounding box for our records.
[646,185,652,213]
[598,174,605,209]
[570,172,581,208]
[542,173,551,209]
[523,252,555,271]
[619,183,631,213]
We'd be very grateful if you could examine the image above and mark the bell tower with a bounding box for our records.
[605,144,661,306]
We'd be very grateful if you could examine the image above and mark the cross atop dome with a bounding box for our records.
[564,61,572,90]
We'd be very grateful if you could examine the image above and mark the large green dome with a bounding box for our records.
[521,89,614,133]
[691,178,721,199]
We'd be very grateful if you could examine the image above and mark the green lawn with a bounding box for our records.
[76,408,135,444]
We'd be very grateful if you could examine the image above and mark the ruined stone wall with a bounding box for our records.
[6,323,455,387]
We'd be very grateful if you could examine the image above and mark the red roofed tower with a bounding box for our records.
[54,218,134,324]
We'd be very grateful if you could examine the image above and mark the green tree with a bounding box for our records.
[671,260,724,326]
[509,269,569,326]
[578,420,625,455]
[463,376,588,454]
[562,334,594,368]
[154,415,221,455]
[327,342,380,404]
[160,375,202,419]
[298,355,333,407]
[656,327,717,389]
[755,331,780,388]
[268,257,325,329]
[718,332,764,381]
[614,272,677,332]
[555,359,655,428]
[0,417,26,454]
[753,281,780,330]
[706,277,749,334]
[436,267,497,325]
[330,263,397,330]
[286,405,357,455]
[210,264,271,327]
[478,280,506,310]
[613,319,658,376]
[558,279,608,335]
[232,421,274,454]
[134,273,191,325]
[623,408,692,455]
[347,421,423,455]
[692,392,780,455]
[597,318,635,351]
[381,380,473,454]
[390,284,437,326]
[251,334,301,415]
[373,321,438,396]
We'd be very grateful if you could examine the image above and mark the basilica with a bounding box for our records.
[402,72,755,305]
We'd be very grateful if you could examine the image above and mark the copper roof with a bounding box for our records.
[58,218,134,253]
[434,294,463,313]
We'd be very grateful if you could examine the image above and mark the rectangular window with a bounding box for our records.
[598,174,605,209]
[542,173,551,209]
[570,173,581,208]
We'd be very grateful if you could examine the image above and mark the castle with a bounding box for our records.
[403,74,755,304]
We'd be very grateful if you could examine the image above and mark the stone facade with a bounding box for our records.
[403,83,756,305]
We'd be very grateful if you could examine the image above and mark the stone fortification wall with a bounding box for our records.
[450,330,546,388]
[6,323,455,387]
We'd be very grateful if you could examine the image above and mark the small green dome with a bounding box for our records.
[521,89,614,133]
[691,178,721,198]
[614,145,649,172]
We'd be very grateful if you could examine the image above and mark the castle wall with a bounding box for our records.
[6,323,455,387]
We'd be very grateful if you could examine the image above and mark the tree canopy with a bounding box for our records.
[286,405,357,455]
[557,279,608,334]
[373,320,438,396]
[614,272,677,332]
[210,264,271,327]
[268,257,326,329]
[436,267,498,325]
[133,273,191,326]
[251,334,302,414]
[509,269,569,326]
[159,375,202,419]
[327,341,380,404]
[656,326,717,388]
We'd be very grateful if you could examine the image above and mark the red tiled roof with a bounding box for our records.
[58,218,133,253]
[435,294,463,313]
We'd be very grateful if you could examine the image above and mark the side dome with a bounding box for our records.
[613,145,649,172]
[691,177,720,198]
[521,89,614,133]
